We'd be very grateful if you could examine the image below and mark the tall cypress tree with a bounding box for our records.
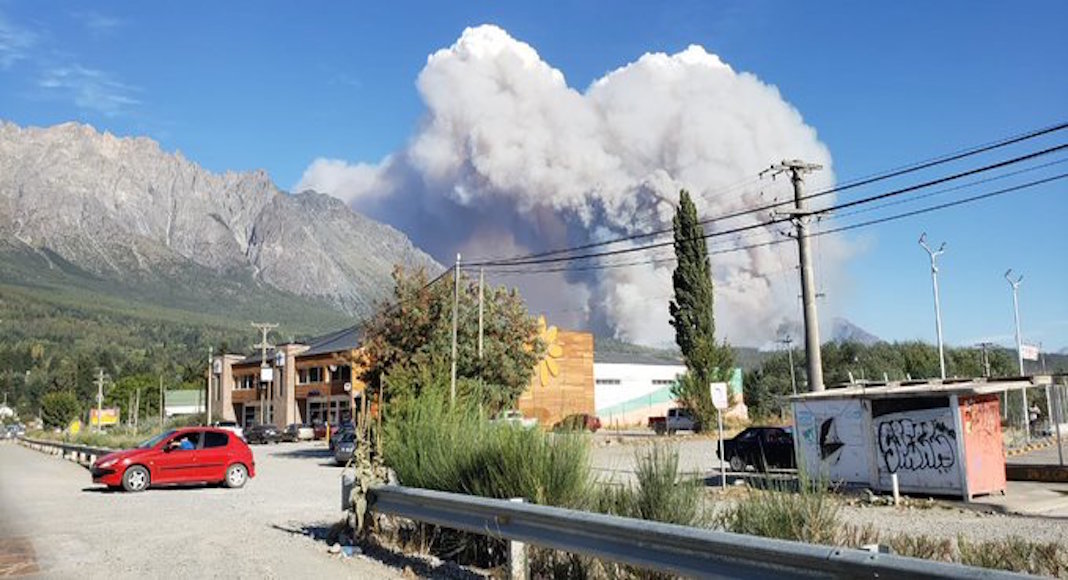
[668,190,733,429]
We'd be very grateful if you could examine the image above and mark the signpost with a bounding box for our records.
[711,382,728,491]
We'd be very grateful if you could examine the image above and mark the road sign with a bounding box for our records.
[90,408,119,427]
[1021,344,1040,361]
[710,382,728,410]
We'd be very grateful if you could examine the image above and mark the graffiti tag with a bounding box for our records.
[819,417,845,462]
[877,418,956,473]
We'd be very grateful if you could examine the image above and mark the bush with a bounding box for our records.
[958,536,1068,577]
[40,391,80,428]
[716,476,840,545]
[594,445,704,527]
[382,382,590,567]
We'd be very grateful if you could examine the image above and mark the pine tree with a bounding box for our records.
[668,190,733,429]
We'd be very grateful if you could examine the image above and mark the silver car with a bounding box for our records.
[333,431,356,465]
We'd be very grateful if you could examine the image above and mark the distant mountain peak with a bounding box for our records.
[0,120,440,320]
[831,317,882,346]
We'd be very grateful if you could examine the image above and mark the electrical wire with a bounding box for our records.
[477,171,1068,276]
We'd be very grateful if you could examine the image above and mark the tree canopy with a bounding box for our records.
[360,266,543,413]
[668,190,734,428]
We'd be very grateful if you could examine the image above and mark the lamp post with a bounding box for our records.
[919,233,947,380]
[1005,269,1029,442]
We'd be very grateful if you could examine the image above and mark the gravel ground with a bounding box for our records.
[588,434,1068,545]
[0,440,440,579]
[836,503,1068,544]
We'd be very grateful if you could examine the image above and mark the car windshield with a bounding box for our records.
[136,430,176,449]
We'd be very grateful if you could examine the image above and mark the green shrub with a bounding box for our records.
[958,536,1068,577]
[594,445,704,527]
[888,534,954,562]
[382,383,591,567]
[41,391,80,428]
[716,476,839,545]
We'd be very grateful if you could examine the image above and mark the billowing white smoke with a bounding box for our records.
[298,24,844,347]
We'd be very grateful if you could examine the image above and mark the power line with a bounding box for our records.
[467,121,1068,266]
[477,172,1068,276]
[469,142,1068,268]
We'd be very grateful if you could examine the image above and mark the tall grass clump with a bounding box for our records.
[716,475,840,545]
[381,384,591,568]
[383,385,590,506]
[958,536,1068,577]
[595,445,704,527]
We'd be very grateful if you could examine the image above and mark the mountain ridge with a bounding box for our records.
[0,120,440,325]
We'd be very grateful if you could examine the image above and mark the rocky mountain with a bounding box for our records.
[0,121,439,328]
[830,317,882,346]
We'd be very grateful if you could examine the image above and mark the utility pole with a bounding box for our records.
[977,341,1003,418]
[919,233,947,380]
[252,322,278,425]
[764,160,825,392]
[207,346,213,426]
[95,368,105,433]
[779,336,797,395]
[1005,269,1029,442]
[450,255,460,404]
[478,268,485,360]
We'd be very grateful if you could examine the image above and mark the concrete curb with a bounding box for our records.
[1006,437,1055,457]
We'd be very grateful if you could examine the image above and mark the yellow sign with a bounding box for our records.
[535,316,564,387]
[69,419,82,435]
[90,408,120,427]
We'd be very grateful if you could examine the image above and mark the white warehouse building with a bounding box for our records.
[594,352,687,427]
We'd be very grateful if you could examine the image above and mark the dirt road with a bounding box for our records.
[0,440,400,579]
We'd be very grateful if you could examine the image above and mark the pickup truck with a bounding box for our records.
[717,426,796,472]
[648,408,698,435]
[491,410,538,429]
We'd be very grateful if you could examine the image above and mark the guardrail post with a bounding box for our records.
[508,498,528,580]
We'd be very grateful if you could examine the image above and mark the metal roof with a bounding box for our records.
[594,351,685,367]
[789,375,1053,401]
[300,325,363,357]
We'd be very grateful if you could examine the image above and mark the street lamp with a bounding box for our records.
[919,233,947,380]
[1005,269,1029,442]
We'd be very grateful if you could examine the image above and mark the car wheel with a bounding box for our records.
[225,463,248,489]
[729,455,746,472]
[122,465,150,492]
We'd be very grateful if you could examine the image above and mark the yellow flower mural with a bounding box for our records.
[536,315,565,387]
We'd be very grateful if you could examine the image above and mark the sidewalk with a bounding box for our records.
[965,480,1068,516]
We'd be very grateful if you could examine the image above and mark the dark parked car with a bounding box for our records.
[329,421,355,451]
[553,413,602,433]
[244,423,283,445]
[334,431,356,466]
[717,427,796,472]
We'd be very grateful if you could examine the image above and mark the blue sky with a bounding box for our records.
[0,1,1065,350]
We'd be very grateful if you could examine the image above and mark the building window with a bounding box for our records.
[298,367,325,385]
[236,375,255,390]
[595,379,621,385]
[336,365,352,382]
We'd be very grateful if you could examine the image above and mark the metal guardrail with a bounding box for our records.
[17,436,113,468]
[368,485,1024,579]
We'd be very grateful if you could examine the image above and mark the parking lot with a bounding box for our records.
[0,440,402,579]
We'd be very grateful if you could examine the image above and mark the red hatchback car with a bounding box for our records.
[91,427,256,492]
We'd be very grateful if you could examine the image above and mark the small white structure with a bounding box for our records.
[594,353,686,427]
[791,377,1050,499]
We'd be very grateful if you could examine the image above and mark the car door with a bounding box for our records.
[152,431,201,483]
[195,431,231,482]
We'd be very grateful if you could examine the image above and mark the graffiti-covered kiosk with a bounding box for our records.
[791,377,1050,500]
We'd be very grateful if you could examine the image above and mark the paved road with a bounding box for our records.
[0,440,401,579]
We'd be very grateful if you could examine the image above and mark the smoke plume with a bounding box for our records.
[298,25,845,347]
